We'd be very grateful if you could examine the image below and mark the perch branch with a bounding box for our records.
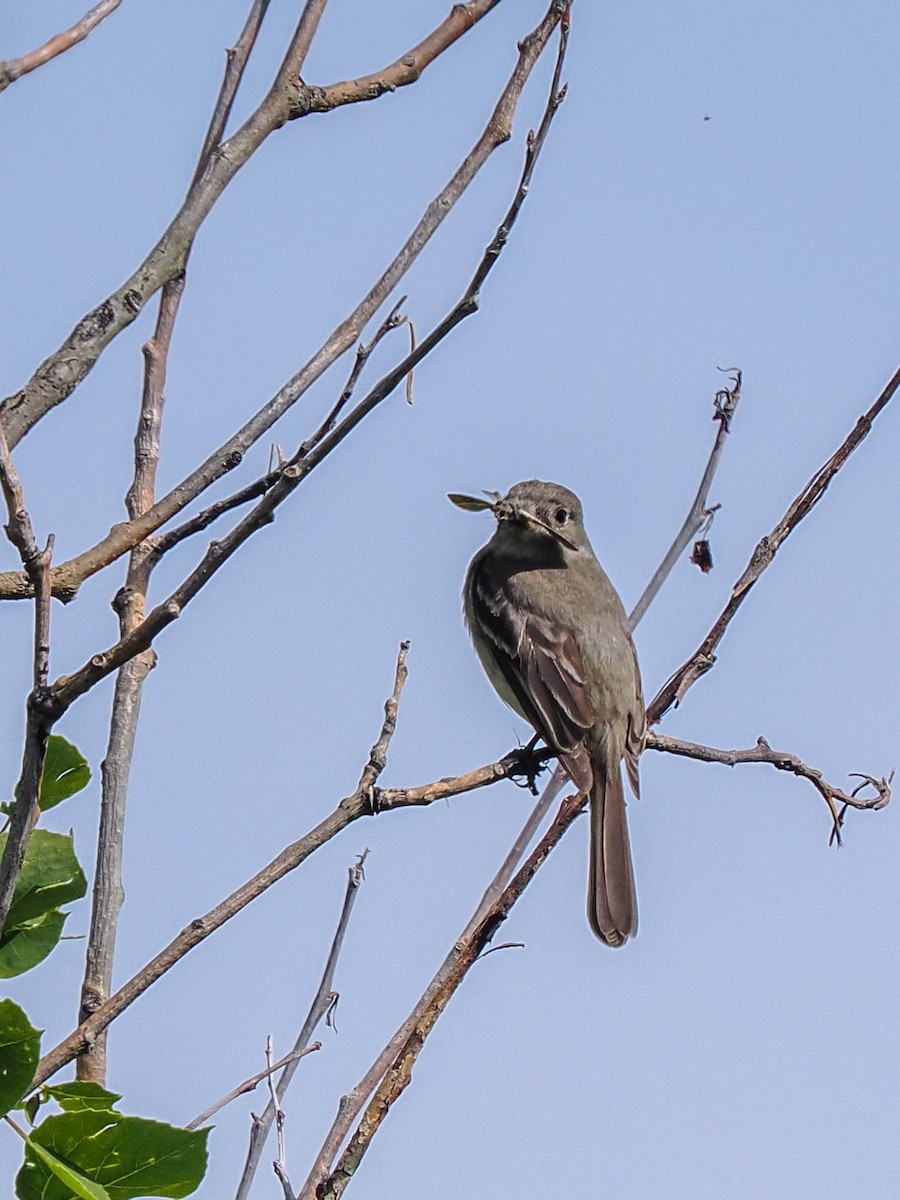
[0,0,123,93]
[648,362,900,722]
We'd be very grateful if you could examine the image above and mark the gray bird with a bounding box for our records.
[450,480,646,946]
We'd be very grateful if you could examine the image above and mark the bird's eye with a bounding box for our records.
[554,508,569,525]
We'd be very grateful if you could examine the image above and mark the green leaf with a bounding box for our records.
[0,830,86,977]
[17,1110,209,1199]
[0,909,67,978]
[45,1082,123,1113]
[0,999,41,1117]
[23,1137,110,1200]
[40,736,92,809]
[2,829,87,929]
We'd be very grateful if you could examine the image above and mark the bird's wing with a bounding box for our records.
[469,561,594,791]
[623,633,646,799]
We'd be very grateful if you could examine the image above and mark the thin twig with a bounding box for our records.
[0,0,123,94]
[299,298,408,458]
[264,1037,289,1191]
[629,369,741,629]
[647,731,891,842]
[648,362,900,722]
[187,1045,320,1129]
[235,852,371,1199]
[273,1161,294,1200]
[193,0,273,188]
[278,0,330,85]
[0,426,56,931]
[146,470,282,564]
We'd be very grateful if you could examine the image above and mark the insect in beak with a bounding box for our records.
[448,491,578,552]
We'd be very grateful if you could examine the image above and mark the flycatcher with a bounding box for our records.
[450,480,646,947]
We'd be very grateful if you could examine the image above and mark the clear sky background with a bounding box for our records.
[3,2,900,1197]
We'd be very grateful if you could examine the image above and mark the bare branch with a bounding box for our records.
[234,852,370,1199]
[0,0,123,94]
[77,276,185,1085]
[193,0,273,187]
[278,0,330,85]
[648,362,900,723]
[299,298,409,459]
[0,426,56,931]
[187,1045,320,1130]
[300,0,504,113]
[73,7,275,1061]
[647,731,891,840]
[629,369,741,629]
[264,1036,290,1194]
[376,746,553,811]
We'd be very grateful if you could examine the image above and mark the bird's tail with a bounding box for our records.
[587,763,637,947]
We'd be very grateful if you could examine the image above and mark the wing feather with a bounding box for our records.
[468,555,595,792]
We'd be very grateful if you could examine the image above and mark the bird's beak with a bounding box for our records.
[448,491,578,551]
[516,507,579,551]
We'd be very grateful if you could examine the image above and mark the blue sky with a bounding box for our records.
[3,2,900,1197]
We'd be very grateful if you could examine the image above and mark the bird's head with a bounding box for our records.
[448,479,586,553]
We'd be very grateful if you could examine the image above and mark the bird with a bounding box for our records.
[450,480,646,946]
